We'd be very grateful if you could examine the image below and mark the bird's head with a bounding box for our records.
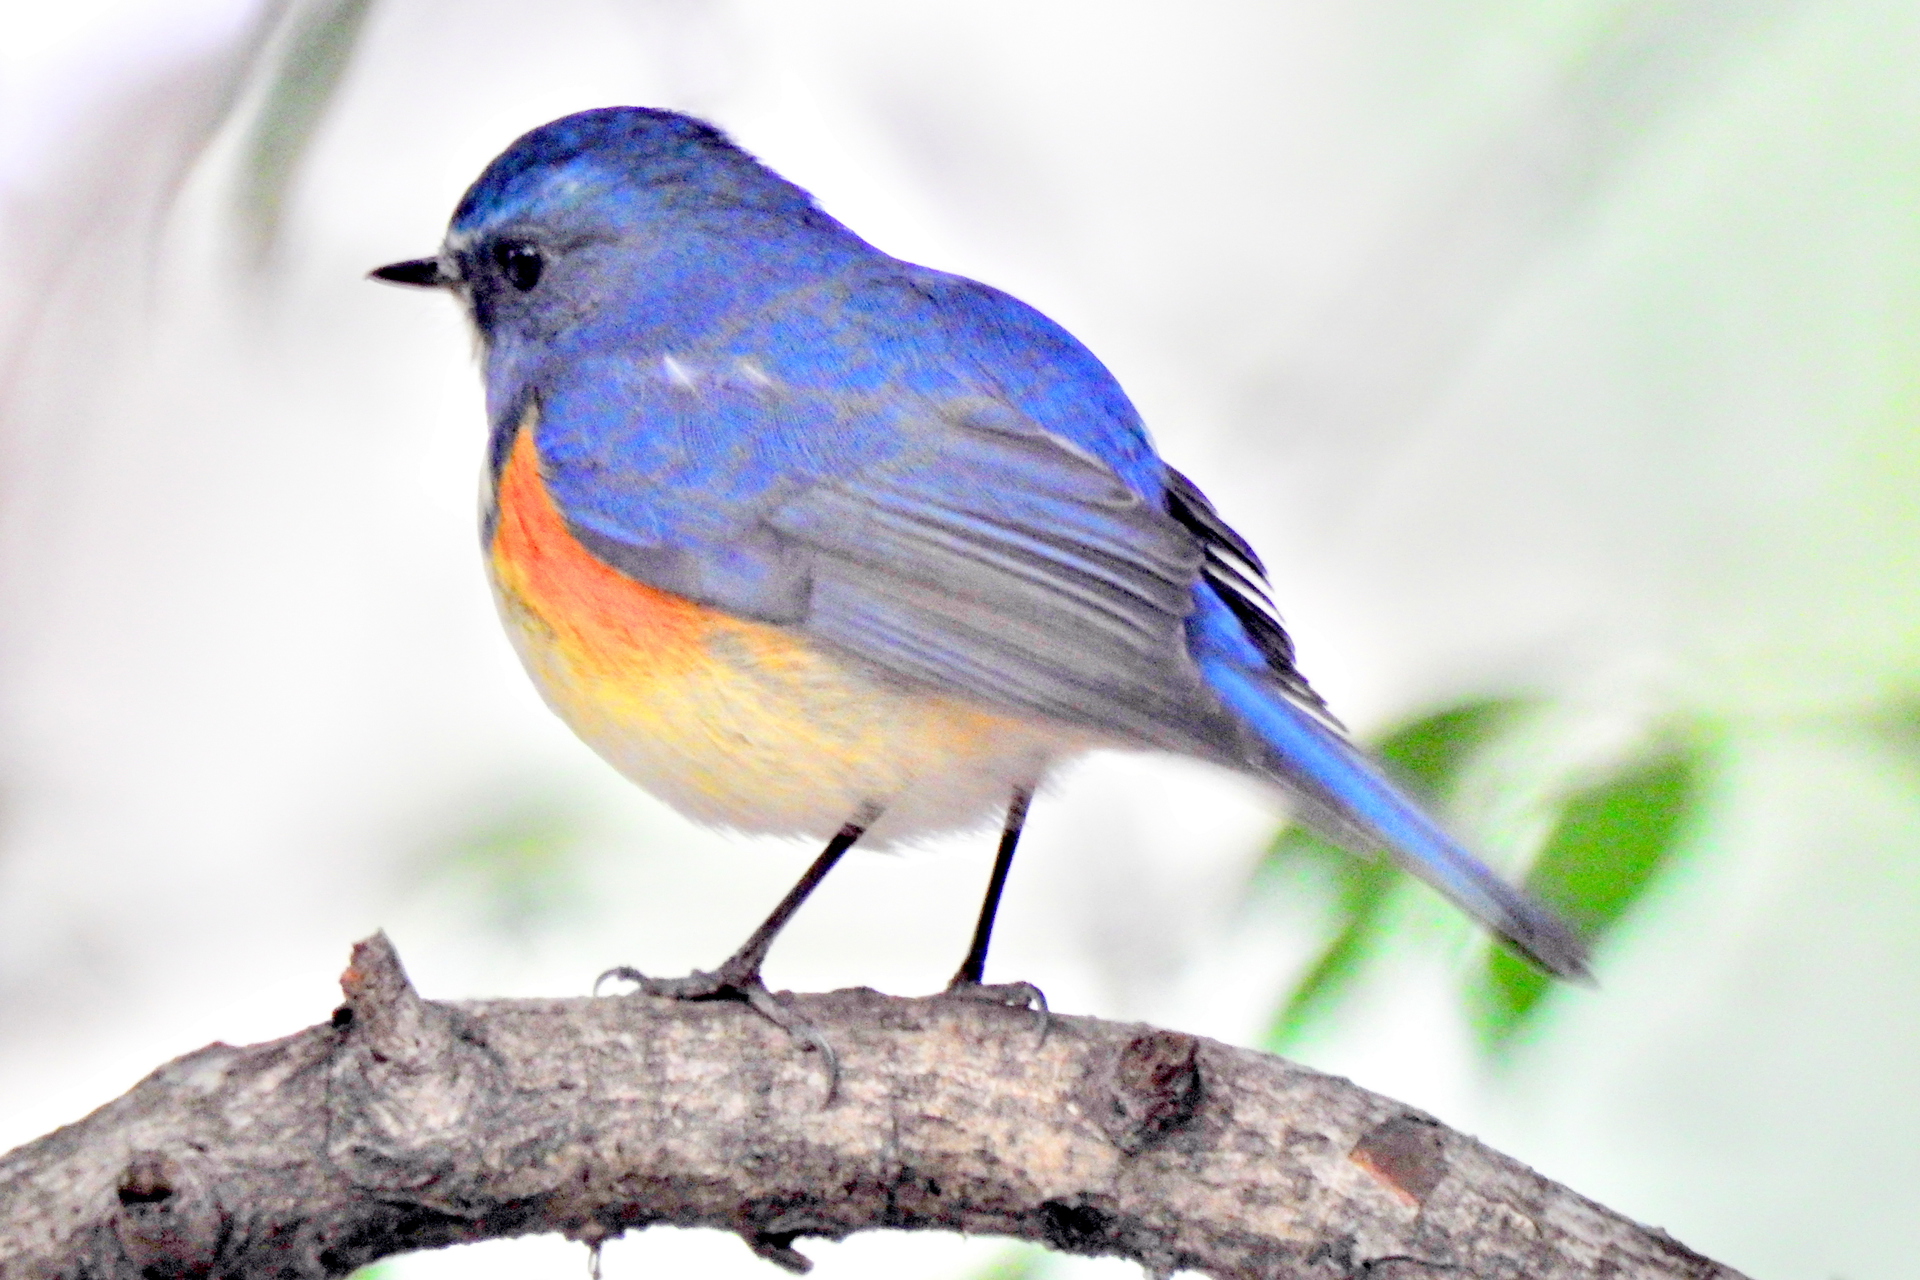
[371,106,837,347]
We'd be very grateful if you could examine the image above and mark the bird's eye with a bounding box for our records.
[492,240,544,291]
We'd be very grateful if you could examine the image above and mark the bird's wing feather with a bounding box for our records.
[763,400,1243,752]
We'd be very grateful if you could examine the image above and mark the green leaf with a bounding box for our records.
[1259,842,1404,1053]
[1258,698,1534,1053]
[1471,743,1704,1051]
[1375,698,1531,793]
[1868,698,1920,772]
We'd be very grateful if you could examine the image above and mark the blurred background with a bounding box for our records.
[3,2,1916,1276]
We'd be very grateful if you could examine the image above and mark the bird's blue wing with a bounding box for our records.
[764,398,1246,752]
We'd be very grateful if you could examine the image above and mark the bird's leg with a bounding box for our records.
[598,807,878,1102]
[943,787,1048,1022]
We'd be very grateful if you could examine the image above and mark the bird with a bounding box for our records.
[372,106,1588,1064]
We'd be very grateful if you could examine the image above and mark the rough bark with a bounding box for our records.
[0,934,1745,1279]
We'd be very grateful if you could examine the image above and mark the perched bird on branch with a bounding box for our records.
[373,106,1587,1056]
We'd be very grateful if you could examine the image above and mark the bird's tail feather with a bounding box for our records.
[1201,659,1592,981]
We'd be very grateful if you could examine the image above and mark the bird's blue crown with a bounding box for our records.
[449,106,819,239]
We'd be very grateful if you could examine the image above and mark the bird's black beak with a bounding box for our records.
[369,257,455,287]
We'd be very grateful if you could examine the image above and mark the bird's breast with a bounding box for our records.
[484,420,1079,843]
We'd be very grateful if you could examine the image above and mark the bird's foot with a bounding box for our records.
[941,976,1051,1045]
[596,962,841,1104]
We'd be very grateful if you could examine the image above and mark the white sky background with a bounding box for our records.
[4,3,1919,1278]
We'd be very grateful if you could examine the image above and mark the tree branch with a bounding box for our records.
[1,934,1744,1279]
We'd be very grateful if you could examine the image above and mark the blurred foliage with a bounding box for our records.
[1255,701,1527,1051]
[964,1243,1054,1280]
[1253,699,1706,1058]
[1470,744,1702,1052]
[1868,698,1920,775]
[407,794,595,945]
[236,0,377,259]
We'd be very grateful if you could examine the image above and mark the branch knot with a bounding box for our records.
[1097,1030,1204,1154]
[109,1151,226,1279]
[325,932,506,1206]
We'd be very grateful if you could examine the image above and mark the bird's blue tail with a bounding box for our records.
[1200,657,1591,980]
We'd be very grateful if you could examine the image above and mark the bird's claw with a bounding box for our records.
[594,963,733,1000]
[737,981,842,1103]
[942,977,1051,1047]
[594,963,841,1104]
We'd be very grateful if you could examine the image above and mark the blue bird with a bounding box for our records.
[373,106,1587,1056]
